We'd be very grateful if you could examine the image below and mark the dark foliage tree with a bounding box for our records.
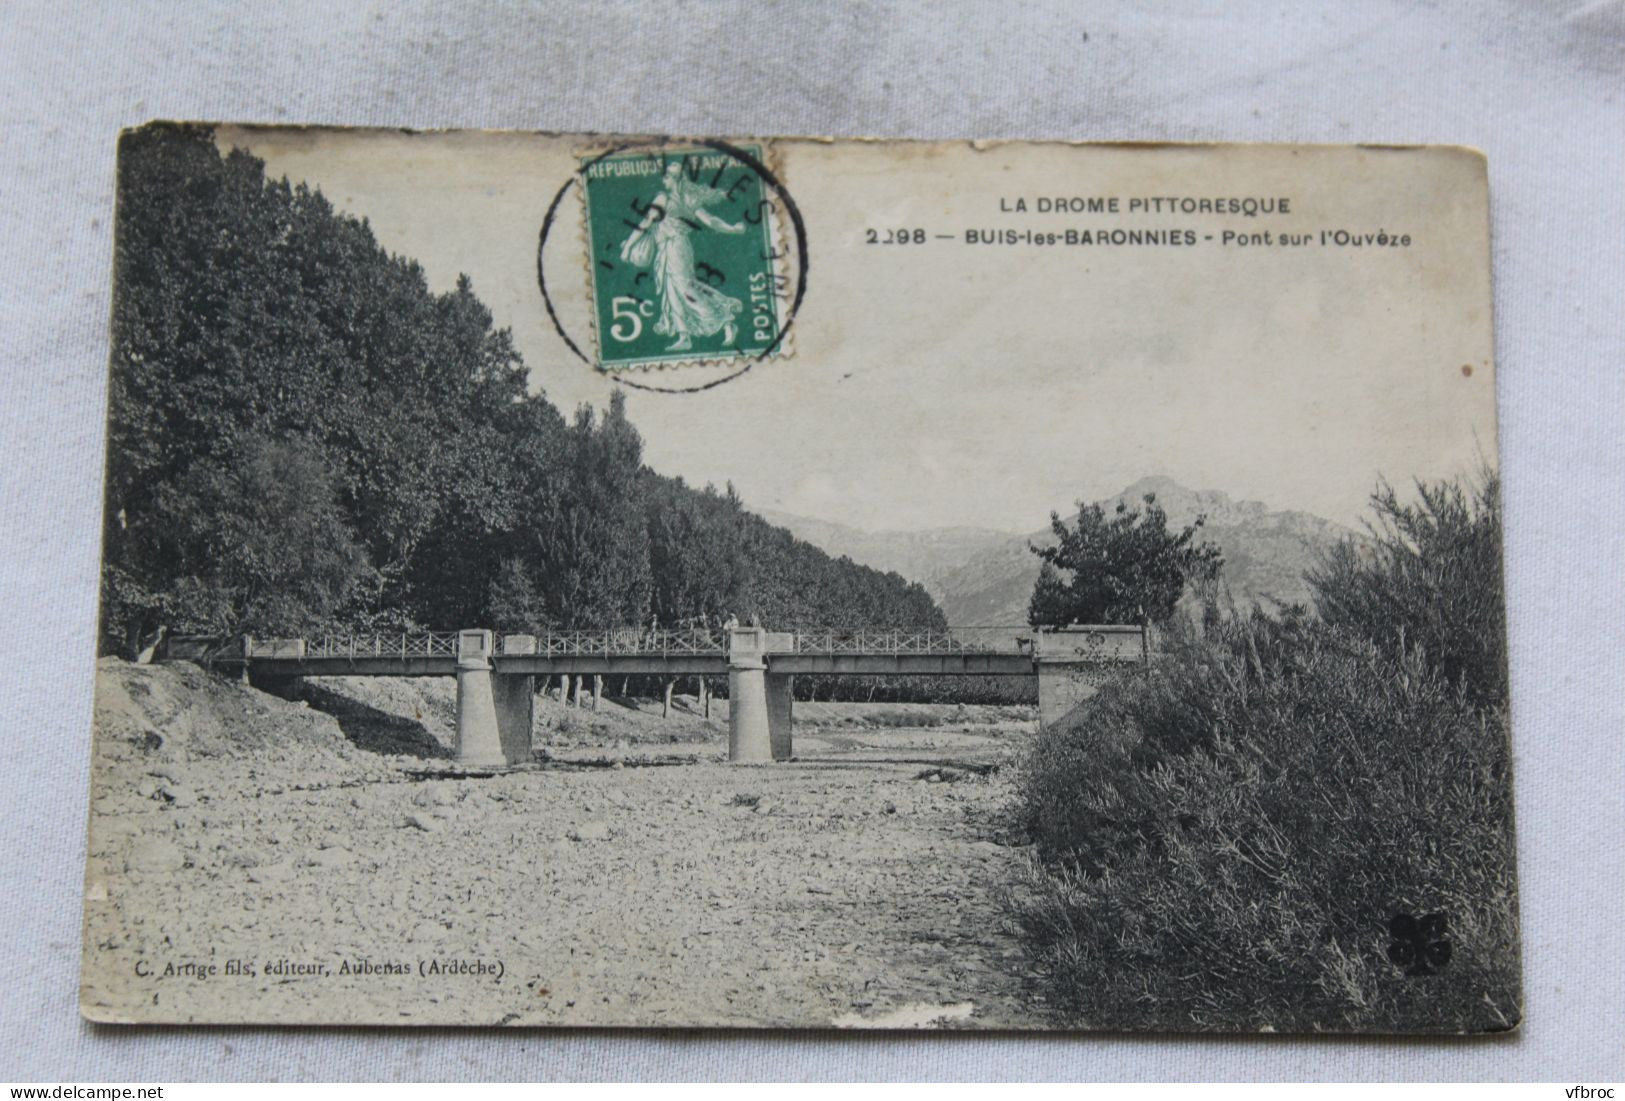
[645,478,748,627]
[1026,562,1072,628]
[140,436,374,636]
[104,124,527,648]
[486,558,550,634]
[531,393,654,629]
[100,123,959,683]
[1027,493,1223,627]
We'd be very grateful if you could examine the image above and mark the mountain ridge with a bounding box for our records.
[753,508,1016,588]
[756,479,1356,626]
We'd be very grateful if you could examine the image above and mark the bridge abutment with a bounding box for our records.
[1034,625,1147,729]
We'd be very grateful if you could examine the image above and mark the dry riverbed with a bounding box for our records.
[82,661,1050,1028]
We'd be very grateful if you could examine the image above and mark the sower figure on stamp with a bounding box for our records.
[619,161,747,351]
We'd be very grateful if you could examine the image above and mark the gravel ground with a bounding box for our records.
[82,661,1049,1028]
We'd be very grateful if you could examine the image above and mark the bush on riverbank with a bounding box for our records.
[1012,474,1520,1031]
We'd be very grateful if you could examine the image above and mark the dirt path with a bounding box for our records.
[84,680,1049,1028]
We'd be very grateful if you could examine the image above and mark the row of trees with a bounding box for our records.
[100,124,943,657]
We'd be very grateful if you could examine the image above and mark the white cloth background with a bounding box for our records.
[1,0,1620,1082]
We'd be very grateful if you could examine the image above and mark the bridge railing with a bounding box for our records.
[237,625,1105,663]
[298,632,460,660]
[494,627,728,657]
[785,627,1035,655]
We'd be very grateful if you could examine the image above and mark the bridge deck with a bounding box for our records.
[236,653,1039,678]
[766,653,1034,675]
[186,625,1143,680]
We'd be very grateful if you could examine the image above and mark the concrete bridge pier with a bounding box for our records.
[727,626,775,763]
[727,627,795,762]
[454,630,534,767]
[766,673,794,761]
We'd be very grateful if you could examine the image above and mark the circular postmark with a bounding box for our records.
[536,137,808,394]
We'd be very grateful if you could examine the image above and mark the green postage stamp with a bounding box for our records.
[576,143,792,372]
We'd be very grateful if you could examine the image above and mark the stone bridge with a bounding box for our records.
[183,625,1146,768]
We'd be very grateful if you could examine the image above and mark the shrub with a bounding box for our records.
[1012,477,1520,1032]
[1310,471,1506,708]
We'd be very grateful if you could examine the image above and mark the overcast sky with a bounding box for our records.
[221,129,1498,533]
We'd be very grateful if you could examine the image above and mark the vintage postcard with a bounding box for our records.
[82,125,1519,1032]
